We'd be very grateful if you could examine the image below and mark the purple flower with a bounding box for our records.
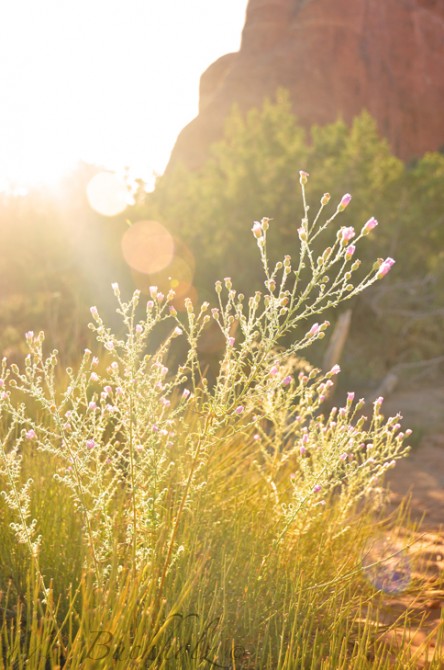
[86,439,95,449]
[313,484,322,493]
[26,429,36,440]
[308,323,320,337]
[227,336,235,347]
[340,226,355,243]
[362,217,378,235]
[300,446,307,455]
[339,452,348,461]
[282,375,292,386]
[337,193,352,212]
[234,405,245,415]
[330,364,341,375]
[377,257,395,279]
[182,388,191,400]
[345,244,356,259]
[347,392,355,403]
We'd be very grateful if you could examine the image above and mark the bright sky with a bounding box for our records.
[0,0,248,190]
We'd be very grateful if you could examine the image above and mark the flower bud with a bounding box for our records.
[252,221,263,238]
[299,170,309,185]
[362,217,378,235]
[376,257,395,279]
[345,244,356,259]
[337,193,352,212]
[321,193,331,206]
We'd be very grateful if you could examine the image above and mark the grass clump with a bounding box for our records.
[0,175,441,669]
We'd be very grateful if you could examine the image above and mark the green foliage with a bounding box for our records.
[147,92,444,379]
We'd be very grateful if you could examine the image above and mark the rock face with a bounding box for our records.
[167,0,444,171]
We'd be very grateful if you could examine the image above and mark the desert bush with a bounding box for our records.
[0,176,437,669]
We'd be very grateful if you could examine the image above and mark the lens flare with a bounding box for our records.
[122,220,174,275]
[362,536,411,594]
[86,171,130,217]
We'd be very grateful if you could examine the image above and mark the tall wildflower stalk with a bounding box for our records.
[0,173,417,669]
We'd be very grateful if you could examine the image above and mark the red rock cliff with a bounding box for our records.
[167,0,444,170]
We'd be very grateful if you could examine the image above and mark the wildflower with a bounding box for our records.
[88,401,97,411]
[330,364,341,375]
[26,429,36,440]
[172,326,183,337]
[86,439,95,449]
[345,244,356,259]
[135,324,143,334]
[25,330,34,341]
[337,193,352,211]
[376,257,395,279]
[362,217,378,235]
[299,170,309,185]
[115,386,123,396]
[300,446,307,455]
[147,300,154,309]
[269,365,279,376]
[103,385,112,395]
[0,379,4,387]
[313,484,322,493]
[227,337,235,347]
[340,226,355,244]
[252,221,263,238]
[90,306,99,319]
[111,282,119,295]
[90,372,99,382]
[308,323,320,337]
[347,392,355,403]
[234,405,244,415]
[339,453,348,461]
[282,375,292,386]
[182,388,191,400]
[104,341,114,351]
[149,286,158,299]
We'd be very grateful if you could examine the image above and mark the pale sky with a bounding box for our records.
[0,0,248,190]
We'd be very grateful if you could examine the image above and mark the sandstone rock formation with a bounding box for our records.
[167,0,444,171]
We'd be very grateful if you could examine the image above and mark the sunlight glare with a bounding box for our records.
[86,171,131,217]
[121,220,174,274]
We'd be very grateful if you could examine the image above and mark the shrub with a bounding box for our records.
[0,176,430,669]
